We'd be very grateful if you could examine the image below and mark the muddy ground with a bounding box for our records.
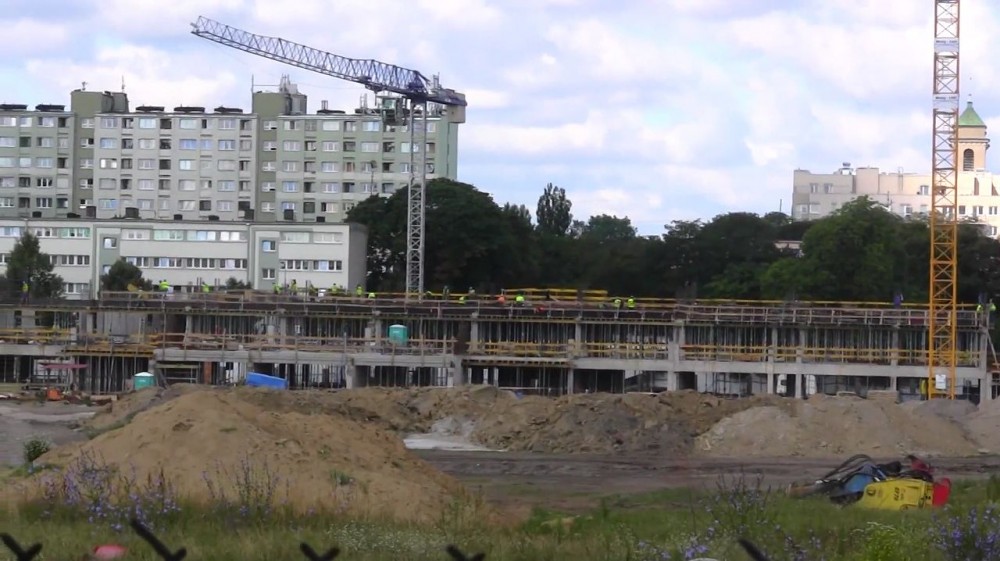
[414,450,1000,512]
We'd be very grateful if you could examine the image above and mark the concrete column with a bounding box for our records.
[766,327,777,394]
[796,329,807,398]
[452,360,465,386]
[670,320,685,367]
[469,320,480,353]
[574,322,583,357]
[980,327,992,402]
[566,368,575,394]
[890,326,900,367]
[345,362,357,389]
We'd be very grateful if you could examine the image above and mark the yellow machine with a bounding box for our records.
[853,478,936,511]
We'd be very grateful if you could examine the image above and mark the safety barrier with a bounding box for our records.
[11,291,982,328]
[41,332,983,367]
[0,327,73,345]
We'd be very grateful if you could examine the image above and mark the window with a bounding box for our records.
[103,237,117,249]
[313,260,343,271]
[122,229,150,240]
[260,181,275,192]
[178,159,195,171]
[100,117,118,129]
[322,182,340,194]
[239,139,252,151]
[178,200,196,211]
[314,232,344,243]
[280,259,309,271]
[199,200,212,211]
[261,240,276,252]
[362,121,380,132]
[218,139,235,151]
[263,141,277,151]
[281,161,299,172]
[361,142,379,152]
[218,180,236,191]
[321,141,340,152]
[262,268,276,280]
[138,118,157,129]
[99,137,116,149]
[220,258,246,270]
[218,118,235,130]
[153,229,184,241]
[179,118,198,129]
[282,140,301,151]
[282,181,299,193]
[99,158,118,169]
[35,197,53,208]
[138,158,155,170]
[138,199,153,210]
[137,179,154,190]
[217,159,236,171]
[178,180,196,191]
[919,185,930,196]
[217,201,234,212]
[99,198,118,210]
[281,232,309,243]
[137,138,155,149]
[35,157,53,168]
[60,227,90,239]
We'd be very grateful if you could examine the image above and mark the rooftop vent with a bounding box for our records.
[136,105,165,113]
[173,106,206,114]
[213,106,244,114]
[0,104,28,111]
[35,104,66,112]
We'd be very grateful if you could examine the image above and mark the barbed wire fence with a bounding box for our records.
[1,518,767,561]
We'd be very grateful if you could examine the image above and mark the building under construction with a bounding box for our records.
[0,290,993,402]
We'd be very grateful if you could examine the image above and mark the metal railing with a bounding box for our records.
[23,332,978,366]
[3,290,977,327]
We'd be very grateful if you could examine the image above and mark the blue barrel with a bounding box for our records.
[133,373,155,390]
[388,324,408,345]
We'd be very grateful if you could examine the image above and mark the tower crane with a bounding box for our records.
[189,16,467,299]
[928,0,961,399]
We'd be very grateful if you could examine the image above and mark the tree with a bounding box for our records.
[348,178,521,292]
[580,215,637,243]
[3,232,63,299]
[100,259,151,291]
[225,277,252,290]
[535,183,573,237]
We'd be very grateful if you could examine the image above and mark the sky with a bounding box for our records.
[3,0,1000,235]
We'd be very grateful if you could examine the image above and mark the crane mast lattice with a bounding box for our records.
[928,0,961,399]
[189,16,467,299]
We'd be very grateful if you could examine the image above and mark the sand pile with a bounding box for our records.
[233,386,788,455]
[696,394,982,458]
[82,383,204,433]
[37,389,465,523]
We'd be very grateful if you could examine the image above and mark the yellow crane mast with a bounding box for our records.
[928,0,961,399]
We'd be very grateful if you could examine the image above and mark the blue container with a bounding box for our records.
[388,324,408,345]
[246,372,288,390]
[133,373,155,390]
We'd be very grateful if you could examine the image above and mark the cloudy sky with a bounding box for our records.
[4,0,1000,234]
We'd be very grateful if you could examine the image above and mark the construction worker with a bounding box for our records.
[515,293,525,306]
[20,280,28,304]
[613,297,622,310]
[497,293,506,304]
[626,296,636,309]
[355,284,363,297]
[459,294,467,304]
[367,291,376,299]
[159,280,169,292]
[201,282,211,293]
[290,279,298,295]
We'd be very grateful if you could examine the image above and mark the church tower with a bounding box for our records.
[958,98,989,172]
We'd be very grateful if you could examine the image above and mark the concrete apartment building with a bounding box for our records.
[0,79,461,223]
[0,217,367,299]
[792,100,999,235]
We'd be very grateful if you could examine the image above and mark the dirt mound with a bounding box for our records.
[696,394,982,458]
[37,389,465,523]
[233,386,788,455]
[83,383,203,432]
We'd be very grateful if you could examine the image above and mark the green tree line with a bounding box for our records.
[348,179,1000,303]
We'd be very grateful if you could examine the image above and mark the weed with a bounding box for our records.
[21,437,50,465]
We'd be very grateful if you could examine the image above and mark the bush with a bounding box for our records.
[22,437,50,465]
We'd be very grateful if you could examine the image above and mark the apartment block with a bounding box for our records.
[0,104,76,217]
[792,100,1000,235]
[0,78,462,224]
[0,218,367,299]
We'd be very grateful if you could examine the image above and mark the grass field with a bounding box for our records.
[2,453,999,561]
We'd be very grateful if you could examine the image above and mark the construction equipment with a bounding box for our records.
[787,454,951,511]
[189,16,467,300]
[927,0,961,399]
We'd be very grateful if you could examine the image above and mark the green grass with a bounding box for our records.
[1,471,996,561]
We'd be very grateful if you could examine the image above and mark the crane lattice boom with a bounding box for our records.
[191,16,466,107]
[928,0,960,399]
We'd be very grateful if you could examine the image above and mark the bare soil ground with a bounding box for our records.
[5,386,1000,518]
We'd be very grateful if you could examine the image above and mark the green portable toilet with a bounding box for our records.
[388,324,408,346]
[133,372,155,390]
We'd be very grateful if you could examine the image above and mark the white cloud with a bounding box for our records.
[5,1,1000,235]
[1,19,71,55]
